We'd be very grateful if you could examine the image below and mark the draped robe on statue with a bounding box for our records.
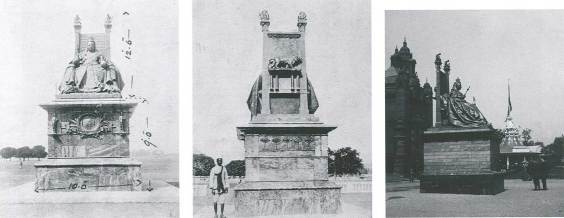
[59,50,124,94]
[440,85,488,128]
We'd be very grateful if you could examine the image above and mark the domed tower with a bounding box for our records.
[390,38,416,73]
[385,38,432,177]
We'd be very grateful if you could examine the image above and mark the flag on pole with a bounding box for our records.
[507,81,512,117]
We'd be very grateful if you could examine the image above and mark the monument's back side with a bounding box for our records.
[235,10,342,217]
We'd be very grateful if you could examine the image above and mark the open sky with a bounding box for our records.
[193,0,372,165]
[386,10,564,144]
[0,0,178,154]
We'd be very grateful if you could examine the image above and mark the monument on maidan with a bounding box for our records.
[234,10,341,216]
[420,53,504,195]
[33,15,144,192]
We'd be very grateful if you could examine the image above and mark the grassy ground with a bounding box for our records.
[0,159,38,188]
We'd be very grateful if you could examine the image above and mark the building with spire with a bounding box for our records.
[385,38,433,177]
[499,82,541,169]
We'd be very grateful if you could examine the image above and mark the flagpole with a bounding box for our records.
[507,79,512,119]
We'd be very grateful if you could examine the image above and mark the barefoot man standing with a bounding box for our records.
[209,157,229,218]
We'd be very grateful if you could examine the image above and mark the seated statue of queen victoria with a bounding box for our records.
[58,38,124,94]
[440,78,489,128]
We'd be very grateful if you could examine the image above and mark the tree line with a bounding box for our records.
[193,146,366,177]
[0,145,47,161]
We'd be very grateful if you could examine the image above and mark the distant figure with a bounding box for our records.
[409,168,415,183]
[527,157,542,190]
[539,157,548,190]
[521,159,530,181]
[209,157,229,218]
[19,159,23,169]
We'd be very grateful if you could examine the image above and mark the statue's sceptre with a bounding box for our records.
[464,86,470,97]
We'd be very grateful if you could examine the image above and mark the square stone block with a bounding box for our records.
[233,181,341,216]
[422,127,504,194]
[34,158,143,192]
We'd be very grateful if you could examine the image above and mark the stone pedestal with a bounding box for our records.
[235,122,341,216]
[421,128,504,195]
[34,96,143,192]
[234,11,341,216]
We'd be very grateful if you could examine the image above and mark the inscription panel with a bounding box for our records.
[258,135,319,152]
[49,134,129,158]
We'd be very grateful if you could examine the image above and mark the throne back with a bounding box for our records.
[74,15,112,58]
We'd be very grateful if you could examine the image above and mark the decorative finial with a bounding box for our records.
[105,14,112,25]
[74,15,81,26]
[435,53,442,66]
[105,14,112,31]
[259,10,270,32]
[394,45,398,53]
[444,60,451,72]
[403,37,407,46]
[297,11,307,32]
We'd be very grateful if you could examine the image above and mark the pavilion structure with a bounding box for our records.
[499,83,541,169]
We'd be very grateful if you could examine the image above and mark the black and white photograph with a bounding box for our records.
[13,1,564,218]
[0,1,179,217]
[193,0,371,217]
[386,10,564,217]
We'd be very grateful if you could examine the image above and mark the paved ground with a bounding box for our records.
[0,154,179,218]
[387,179,564,217]
[0,181,179,218]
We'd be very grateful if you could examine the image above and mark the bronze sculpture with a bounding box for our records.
[440,78,488,128]
[59,38,124,94]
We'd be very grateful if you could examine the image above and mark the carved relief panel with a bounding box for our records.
[49,109,130,136]
[258,134,319,152]
[47,107,132,158]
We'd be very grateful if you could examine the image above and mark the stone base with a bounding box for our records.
[251,114,321,123]
[233,181,342,217]
[55,92,122,99]
[34,158,143,192]
[422,127,504,195]
[420,172,505,195]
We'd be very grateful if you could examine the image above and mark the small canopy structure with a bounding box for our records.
[499,81,540,169]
